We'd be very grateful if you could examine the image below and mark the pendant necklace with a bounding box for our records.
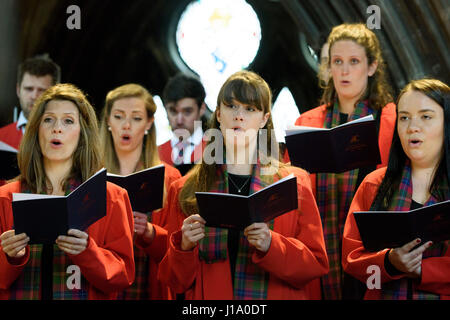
[228,174,251,193]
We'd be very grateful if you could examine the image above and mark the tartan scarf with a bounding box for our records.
[117,245,149,300]
[9,180,88,300]
[198,162,274,300]
[316,100,374,300]
[117,212,153,300]
[379,162,449,300]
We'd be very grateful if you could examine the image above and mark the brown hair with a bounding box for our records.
[320,23,393,110]
[17,55,61,86]
[18,83,102,193]
[178,70,284,216]
[99,83,160,174]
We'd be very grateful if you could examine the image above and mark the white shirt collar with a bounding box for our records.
[171,125,203,148]
[16,111,28,133]
[188,125,203,145]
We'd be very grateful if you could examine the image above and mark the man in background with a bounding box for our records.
[158,73,208,175]
[0,55,61,149]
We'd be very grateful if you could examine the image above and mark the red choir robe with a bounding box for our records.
[0,122,23,187]
[0,122,22,150]
[158,166,329,299]
[0,181,135,300]
[282,102,396,299]
[342,167,450,299]
[131,163,181,299]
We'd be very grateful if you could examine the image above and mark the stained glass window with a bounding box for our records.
[176,0,261,111]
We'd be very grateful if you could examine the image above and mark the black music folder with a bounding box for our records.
[354,200,450,251]
[0,141,19,180]
[285,115,381,173]
[12,168,107,244]
[195,174,298,230]
[106,164,165,213]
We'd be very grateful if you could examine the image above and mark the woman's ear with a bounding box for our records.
[146,116,154,131]
[368,60,378,77]
[216,106,221,124]
[260,112,270,128]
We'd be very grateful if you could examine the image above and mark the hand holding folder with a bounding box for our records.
[12,168,107,244]
[106,164,165,213]
[354,200,450,251]
[285,115,381,173]
[195,174,298,229]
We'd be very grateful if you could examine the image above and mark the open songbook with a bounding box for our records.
[195,174,298,229]
[106,164,165,213]
[285,115,381,173]
[354,200,450,251]
[12,168,107,244]
[0,141,19,180]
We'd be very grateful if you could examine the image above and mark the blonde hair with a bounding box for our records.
[18,83,102,193]
[99,83,160,174]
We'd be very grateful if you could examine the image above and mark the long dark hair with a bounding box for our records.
[371,79,450,210]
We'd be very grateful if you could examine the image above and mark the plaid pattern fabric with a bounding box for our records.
[117,245,149,300]
[198,172,229,263]
[379,162,448,300]
[199,227,228,262]
[233,226,272,300]
[198,163,274,299]
[52,245,88,300]
[316,101,373,300]
[117,212,154,300]
[9,180,88,300]
[9,245,42,300]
